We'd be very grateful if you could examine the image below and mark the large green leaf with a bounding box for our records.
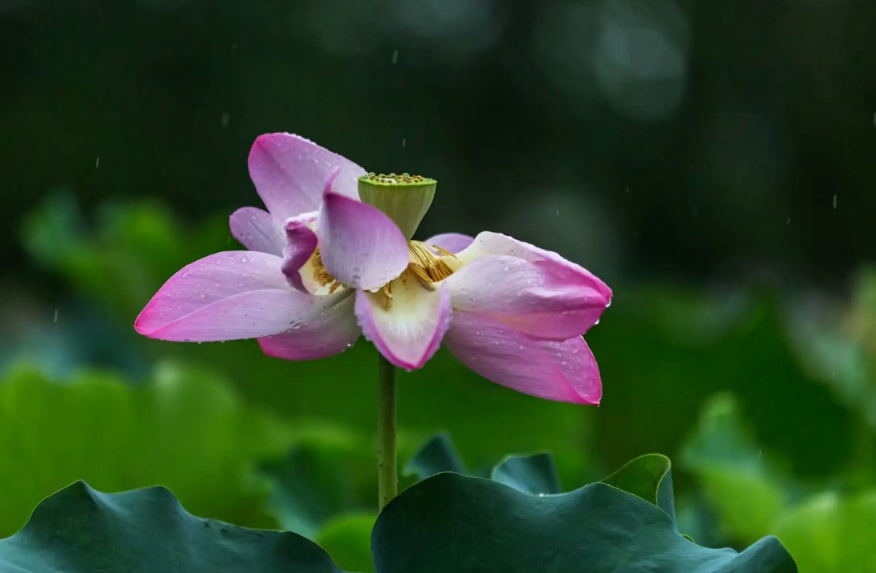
[773,490,876,573]
[0,361,296,537]
[0,481,346,573]
[372,472,797,573]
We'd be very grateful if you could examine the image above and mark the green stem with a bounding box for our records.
[377,353,398,511]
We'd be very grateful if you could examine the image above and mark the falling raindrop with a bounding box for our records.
[402,138,406,148]
[392,50,398,64]
[53,309,59,323]
[95,157,100,168]
[221,112,230,128]
[833,194,837,209]
[232,42,238,51]
[556,209,560,217]
[787,217,791,226]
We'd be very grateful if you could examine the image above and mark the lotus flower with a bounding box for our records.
[135,133,612,404]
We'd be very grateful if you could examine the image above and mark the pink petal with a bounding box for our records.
[456,232,612,301]
[424,232,474,254]
[229,207,285,256]
[354,273,451,370]
[134,251,340,342]
[444,311,601,404]
[258,292,360,360]
[445,255,608,339]
[317,189,409,291]
[248,133,366,224]
[281,213,319,294]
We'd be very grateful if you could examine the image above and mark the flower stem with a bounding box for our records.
[377,353,398,511]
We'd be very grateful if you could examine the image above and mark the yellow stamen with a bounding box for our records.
[407,240,456,286]
[382,281,393,309]
[309,241,456,309]
[311,247,335,287]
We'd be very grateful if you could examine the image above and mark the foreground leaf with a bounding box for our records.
[372,473,797,573]
[0,482,346,573]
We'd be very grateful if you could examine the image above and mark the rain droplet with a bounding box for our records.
[53,309,59,323]
[221,112,230,128]
[402,137,406,148]
[392,49,398,64]
[95,157,100,168]
[241,256,248,263]
[556,209,560,217]
[786,217,791,226]
[833,194,837,209]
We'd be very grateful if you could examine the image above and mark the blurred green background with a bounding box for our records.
[2,0,876,571]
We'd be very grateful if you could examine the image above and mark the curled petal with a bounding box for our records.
[259,292,360,360]
[456,232,612,302]
[445,255,608,339]
[317,188,409,291]
[424,232,474,255]
[134,251,337,342]
[229,207,285,256]
[281,213,319,294]
[444,311,601,404]
[355,273,451,370]
[248,133,365,224]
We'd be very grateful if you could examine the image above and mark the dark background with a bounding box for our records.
[3,0,874,287]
